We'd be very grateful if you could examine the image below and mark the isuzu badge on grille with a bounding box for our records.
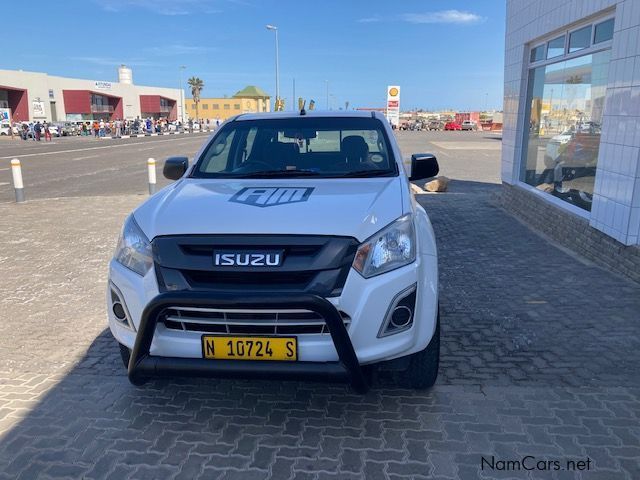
[213,251,283,267]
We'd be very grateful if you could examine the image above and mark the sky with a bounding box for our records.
[3,0,506,111]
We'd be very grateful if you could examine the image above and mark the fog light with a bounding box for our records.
[110,283,135,331]
[391,306,412,328]
[378,284,417,338]
[112,302,127,320]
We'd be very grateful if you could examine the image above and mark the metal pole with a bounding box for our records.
[147,158,157,195]
[292,78,295,112]
[275,28,280,105]
[179,66,186,125]
[11,159,25,203]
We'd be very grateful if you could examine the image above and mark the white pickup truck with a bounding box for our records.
[107,111,440,392]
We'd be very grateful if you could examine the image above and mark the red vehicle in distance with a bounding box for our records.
[444,122,462,131]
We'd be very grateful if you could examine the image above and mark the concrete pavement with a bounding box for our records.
[0,132,638,479]
[0,133,209,203]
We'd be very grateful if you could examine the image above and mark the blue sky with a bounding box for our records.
[4,0,505,110]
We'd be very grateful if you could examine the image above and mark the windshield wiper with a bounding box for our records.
[234,169,321,178]
[332,169,395,178]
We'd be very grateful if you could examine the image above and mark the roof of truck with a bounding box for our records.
[235,110,384,121]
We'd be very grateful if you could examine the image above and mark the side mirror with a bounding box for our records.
[163,156,189,180]
[409,153,439,181]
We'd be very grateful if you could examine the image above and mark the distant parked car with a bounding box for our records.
[544,131,574,163]
[461,121,478,131]
[21,123,59,138]
[0,122,14,136]
[427,121,443,131]
[56,122,79,136]
[444,122,462,131]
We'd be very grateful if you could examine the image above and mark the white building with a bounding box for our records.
[502,0,640,279]
[0,66,182,123]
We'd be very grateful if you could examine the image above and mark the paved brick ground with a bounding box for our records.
[0,133,639,479]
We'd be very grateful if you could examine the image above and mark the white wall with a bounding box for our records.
[504,0,640,245]
[0,70,181,122]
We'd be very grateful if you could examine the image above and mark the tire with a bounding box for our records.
[400,309,440,389]
[118,342,131,369]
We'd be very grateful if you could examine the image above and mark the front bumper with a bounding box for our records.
[127,291,369,393]
[108,252,438,390]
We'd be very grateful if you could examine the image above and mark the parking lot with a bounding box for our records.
[0,133,210,203]
[0,131,499,203]
[0,131,639,479]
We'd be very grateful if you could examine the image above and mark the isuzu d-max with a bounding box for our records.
[107,111,440,392]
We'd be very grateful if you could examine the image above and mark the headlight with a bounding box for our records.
[353,215,416,278]
[114,215,153,276]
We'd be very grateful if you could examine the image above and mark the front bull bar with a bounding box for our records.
[127,291,369,393]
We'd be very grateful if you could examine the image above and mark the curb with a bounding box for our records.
[99,131,211,140]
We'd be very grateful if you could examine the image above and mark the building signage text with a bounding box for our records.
[95,81,112,91]
[386,85,401,126]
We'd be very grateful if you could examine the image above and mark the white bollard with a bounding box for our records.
[147,158,157,194]
[11,159,25,203]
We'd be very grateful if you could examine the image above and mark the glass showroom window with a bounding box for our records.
[521,50,609,211]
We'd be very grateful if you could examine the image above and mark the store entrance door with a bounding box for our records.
[50,102,57,122]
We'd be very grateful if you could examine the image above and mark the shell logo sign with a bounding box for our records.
[386,85,401,126]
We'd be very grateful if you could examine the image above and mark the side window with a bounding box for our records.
[200,129,236,172]
[277,131,300,145]
[569,25,591,53]
[594,18,614,44]
[308,130,340,152]
[343,130,383,153]
[241,127,258,162]
[547,35,565,58]
[530,44,545,62]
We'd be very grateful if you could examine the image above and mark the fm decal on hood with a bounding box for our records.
[230,187,314,207]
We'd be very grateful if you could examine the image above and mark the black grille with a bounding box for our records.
[153,235,359,297]
[183,270,316,290]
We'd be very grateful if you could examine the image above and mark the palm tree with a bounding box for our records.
[187,77,204,121]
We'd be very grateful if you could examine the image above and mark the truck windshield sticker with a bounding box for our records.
[230,187,314,207]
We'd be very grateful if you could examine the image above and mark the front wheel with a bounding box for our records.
[400,309,440,389]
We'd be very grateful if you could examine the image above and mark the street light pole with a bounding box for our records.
[179,65,186,123]
[266,25,280,109]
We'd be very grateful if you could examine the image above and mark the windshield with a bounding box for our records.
[192,117,397,178]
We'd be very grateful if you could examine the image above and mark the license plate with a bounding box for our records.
[201,336,297,361]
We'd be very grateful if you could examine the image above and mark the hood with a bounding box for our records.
[134,177,404,242]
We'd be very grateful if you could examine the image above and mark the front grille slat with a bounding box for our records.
[165,315,328,327]
[183,270,316,290]
[161,306,351,336]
